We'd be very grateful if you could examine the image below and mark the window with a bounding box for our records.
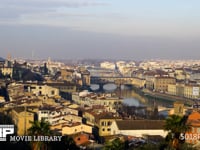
[41,117,47,120]
[107,128,111,131]
[198,128,200,133]
[102,128,105,131]
[107,121,112,126]
[51,90,55,95]
[101,121,105,126]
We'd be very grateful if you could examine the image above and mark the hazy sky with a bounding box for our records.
[1,0,200,60]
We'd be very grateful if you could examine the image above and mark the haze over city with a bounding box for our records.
[0,0,200,60]
[2,2,200,148]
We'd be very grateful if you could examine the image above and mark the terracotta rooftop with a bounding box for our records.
[187,111,200,127]
[73,133,90,146]
[115,120,165,130]
[62,122,81,127]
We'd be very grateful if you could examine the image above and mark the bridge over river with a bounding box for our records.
[90,76,145,91]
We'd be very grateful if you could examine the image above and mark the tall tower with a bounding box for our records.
[7,53,11,61]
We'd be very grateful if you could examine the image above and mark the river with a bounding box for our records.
[90,83,173,117]
[91,84,173,107]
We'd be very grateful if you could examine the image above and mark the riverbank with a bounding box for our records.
[141,88,193,106]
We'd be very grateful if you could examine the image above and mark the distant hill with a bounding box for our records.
[0,57,5,61]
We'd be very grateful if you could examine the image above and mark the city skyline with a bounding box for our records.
[0,0,200,60]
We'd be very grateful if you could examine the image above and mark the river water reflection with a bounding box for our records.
[91,84,173,107]
[90,84,173,117]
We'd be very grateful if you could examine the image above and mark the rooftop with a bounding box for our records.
[115,120,165,130]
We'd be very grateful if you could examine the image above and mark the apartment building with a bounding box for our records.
[26,84,59,97]
[100,62,116,70]
[154,77,176,92]
[72,91,123,112]
[168,83,200,99]
[184,85,200,99]
[61,123,92,135]
[110,120,167,137]
[10,107,35,135]
[38,105,80,124]
[83,108,121,136]
[7,83,25,101]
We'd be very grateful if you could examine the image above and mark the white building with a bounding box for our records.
[100,62,116,70]
[38,105,80,125]
[110,120,167,137]
[72,92,122,112]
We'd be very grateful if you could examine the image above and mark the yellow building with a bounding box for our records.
[167,83,185,97]
[60,69,74,81]
[0,67,13,77]
[27,84,59,97]
[173,101,184,116]
[0,96,5,103]
[169,101,185,116]
[131,77,146,88]
[184,85,200,99]
[98,116,116,136]
[10,107,34,135]
[176,84,185,97]
[168,83,200,99]
[51,122,92,135]
[83,111,121,136]
[174,68,187,80]
[84,111,96,126]
[145,77,155,90]
[62,123,92,135]
[167,84,176,95]
[154,77,176,92]
[0,59,13,77]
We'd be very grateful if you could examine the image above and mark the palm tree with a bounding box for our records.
[164,115,190,150]
[28,119,51,150]
[104,138,125,150]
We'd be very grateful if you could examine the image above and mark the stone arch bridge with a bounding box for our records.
[90,76,145,91]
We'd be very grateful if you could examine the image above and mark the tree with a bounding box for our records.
[164,115,190,150]
[104,138,125,150]
[28,119,51,150]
